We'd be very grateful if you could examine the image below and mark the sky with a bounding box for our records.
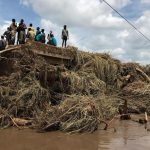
[0,0,150,65]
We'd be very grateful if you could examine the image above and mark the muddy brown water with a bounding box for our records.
[0,118,150,150]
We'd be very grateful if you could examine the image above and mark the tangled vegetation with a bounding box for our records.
[0,43,149,133]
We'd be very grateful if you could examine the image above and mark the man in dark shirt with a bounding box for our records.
[17,19,27,44]
[0,36,7,51]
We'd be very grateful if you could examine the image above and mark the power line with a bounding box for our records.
[100,0,150,42]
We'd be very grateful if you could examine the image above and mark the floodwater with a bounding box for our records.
[0,119,150,150]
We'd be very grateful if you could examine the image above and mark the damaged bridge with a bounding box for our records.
[0,41,76,66]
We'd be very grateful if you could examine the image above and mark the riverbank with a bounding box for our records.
[0,42,150,133]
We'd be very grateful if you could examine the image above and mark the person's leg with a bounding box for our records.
[12,35,15,45]
[16,32,19,45]
[65,38,67,47]
[19,31,22,44]
[20,31,25,44]
[6,38,9,45]
[64,39,66,47]
[62,39,64,47]
[23,31,26,44]
[9,35,12,45]
[8,37,11,45]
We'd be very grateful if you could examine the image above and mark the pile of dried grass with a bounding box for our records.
[36,95,99,133]
[35,95,118,133]
[75,51,121,87]
[121,81,150,114]
[61,71,106,96]
[9,74,50,118]
[0,48,52,128]
[0,43,149,133]
[144,65,150,76]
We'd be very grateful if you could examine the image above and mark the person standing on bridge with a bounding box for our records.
[35,27,41,41]
[40,29,46,43]
[27,23,35,34]
[9,19,17,45]
[62,25,69,48]
[17,19,27,44]
[27,28,35,41]
[3,27,11,45]
[27,23,35,41]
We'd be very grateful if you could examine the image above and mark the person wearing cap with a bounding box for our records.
[0,35,7,51]
[9,19,17,45]
[17,19,27,44]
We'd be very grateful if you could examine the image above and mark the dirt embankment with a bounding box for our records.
[0,42,149,133]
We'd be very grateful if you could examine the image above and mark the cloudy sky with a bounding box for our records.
[0,0,150,65]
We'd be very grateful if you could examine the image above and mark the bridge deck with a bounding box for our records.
[0,42,76,65]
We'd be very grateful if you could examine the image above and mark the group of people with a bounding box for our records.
[0,19,69,51]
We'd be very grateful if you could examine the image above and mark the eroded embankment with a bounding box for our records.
[0,42,149,133]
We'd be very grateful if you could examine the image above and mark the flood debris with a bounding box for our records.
[119,99,131,120]
[0,42,149,133]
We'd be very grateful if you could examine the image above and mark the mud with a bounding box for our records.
[0,118,150,150]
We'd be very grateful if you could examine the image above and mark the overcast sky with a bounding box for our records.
[0,0,150,65]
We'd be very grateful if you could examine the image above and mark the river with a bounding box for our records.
[0,118,150,150]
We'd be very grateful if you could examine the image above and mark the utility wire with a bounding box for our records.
[76,0,150,45]
[100,0,150,42]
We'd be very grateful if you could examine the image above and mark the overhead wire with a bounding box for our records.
[76,0,150,46]
[100,0,150,42]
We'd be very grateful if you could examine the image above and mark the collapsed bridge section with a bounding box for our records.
[0,41,77,66]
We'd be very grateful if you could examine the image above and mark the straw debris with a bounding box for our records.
[0,43,149,133]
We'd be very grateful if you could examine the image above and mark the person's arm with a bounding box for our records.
[15,23,18,31]
[3,31,6,37]
[26,31,30,38]
[67,30,69,39]
[9,24,12,31]
[47,34,50,40]
[55,38,57,46]
[23,24,27,30]
[61,30,63,39]
[14,23,17,27]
